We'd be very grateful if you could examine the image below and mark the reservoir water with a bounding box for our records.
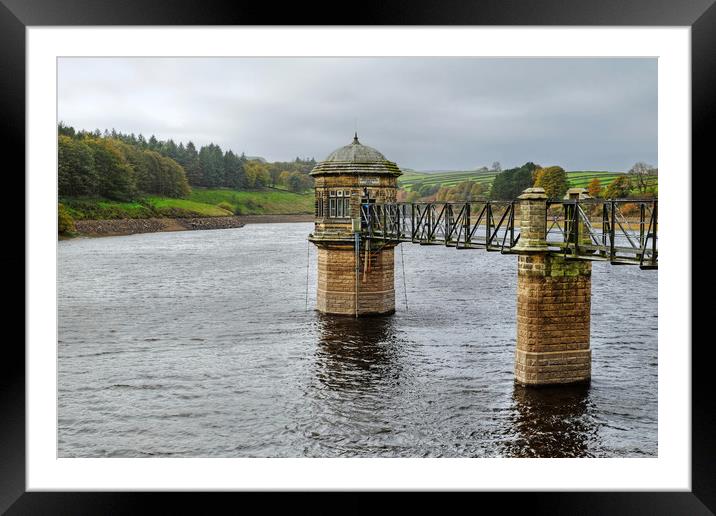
[58,222,658,457]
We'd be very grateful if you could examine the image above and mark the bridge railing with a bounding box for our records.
[360,198,657,268]
[360,200,519,251]
[546,198,657,269]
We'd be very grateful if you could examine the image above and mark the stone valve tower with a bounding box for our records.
[308,134,402,316]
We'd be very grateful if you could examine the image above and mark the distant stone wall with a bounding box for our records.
[515,254,592,385]
[73,217,244,237]
[180,217,246,231]
[316,246,395,316]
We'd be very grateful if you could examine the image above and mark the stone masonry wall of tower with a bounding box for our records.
[308,135,402,317]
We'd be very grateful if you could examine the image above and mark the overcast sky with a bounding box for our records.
[58,57,657,171]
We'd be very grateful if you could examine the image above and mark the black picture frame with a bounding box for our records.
[8,0,708,512]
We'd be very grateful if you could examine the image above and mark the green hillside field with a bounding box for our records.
[398,169,652,192]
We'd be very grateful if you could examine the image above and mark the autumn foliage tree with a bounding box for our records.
[244,161,266,188]
[58,203,76,234]
[587,178,602,198]
[533,166,568,199]
[434,180,487,201]
[604,175,632,199]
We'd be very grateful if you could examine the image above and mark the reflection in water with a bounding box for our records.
[314,314,403,393]
[297,314,418,456]
[506,383,598,457]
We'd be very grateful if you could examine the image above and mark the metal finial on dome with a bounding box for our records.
[353,132,359,144]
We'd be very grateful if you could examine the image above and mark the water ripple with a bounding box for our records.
[58,223,657,457]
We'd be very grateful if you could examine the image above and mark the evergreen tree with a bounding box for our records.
[287,171,305,192]
[198,144,225,187]
[57,121,76,138]
[182,141,203,186]
[489,162,538,200]
[164,139,179,161]
[223,150,247,189]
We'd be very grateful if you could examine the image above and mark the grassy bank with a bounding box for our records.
[61,187,313,221]
[187,187,313,215]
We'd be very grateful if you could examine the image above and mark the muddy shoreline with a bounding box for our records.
[66,214,313,239]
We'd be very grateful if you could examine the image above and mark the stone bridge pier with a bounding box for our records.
[513,187,592,386]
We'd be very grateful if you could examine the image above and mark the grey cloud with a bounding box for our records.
[58,57,657,171]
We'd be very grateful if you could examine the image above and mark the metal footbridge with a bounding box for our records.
[359,198,657,269]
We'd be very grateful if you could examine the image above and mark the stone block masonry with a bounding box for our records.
[515,254,592,385]
[309,135,401,317]
[316,246,395,316]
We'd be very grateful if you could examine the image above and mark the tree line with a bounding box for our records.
[401,161,657,202]
[59,133,190,201]
[58,123,316,200]
[586,162,658,199]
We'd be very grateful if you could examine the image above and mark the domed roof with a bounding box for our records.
[310,134,402,177]
[325,134,387,162]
